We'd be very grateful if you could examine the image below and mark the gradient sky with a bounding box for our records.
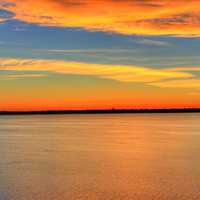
[1,0,200,110]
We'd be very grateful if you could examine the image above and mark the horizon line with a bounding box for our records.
[1,108,200,115]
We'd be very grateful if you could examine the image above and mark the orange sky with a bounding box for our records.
[2,0,200,36]
[0,0,200,110]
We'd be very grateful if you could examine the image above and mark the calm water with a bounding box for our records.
[0,114,200,200]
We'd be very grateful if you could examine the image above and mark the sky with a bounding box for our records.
[1,0,200,111]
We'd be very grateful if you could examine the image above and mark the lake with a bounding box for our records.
[0,114,200,200]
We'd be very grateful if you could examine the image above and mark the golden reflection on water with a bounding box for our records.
[0,114,200,200]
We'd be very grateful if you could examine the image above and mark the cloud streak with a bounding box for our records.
[0,73,47,79]
[2,0,200,36]
[0,58,193,84]
[150,79,200,88]
[136,39,171,47]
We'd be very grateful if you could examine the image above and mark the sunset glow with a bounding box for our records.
[0,0,200,110]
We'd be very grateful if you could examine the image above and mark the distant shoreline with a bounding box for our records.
[0,108,200,115]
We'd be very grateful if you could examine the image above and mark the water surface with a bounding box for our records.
[0,114,200,200]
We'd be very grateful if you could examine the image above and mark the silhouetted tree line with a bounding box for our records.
[0,108,200,115]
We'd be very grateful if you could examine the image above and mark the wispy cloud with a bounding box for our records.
[47,49,135,56]
[168,67,200,72]
[150,79,200,88]
[13,26,28,32]
[136,39,171,47]
[2,0,200,36]
[0,73,47,79]
[0,7,14,22]
[0,58,193,83]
